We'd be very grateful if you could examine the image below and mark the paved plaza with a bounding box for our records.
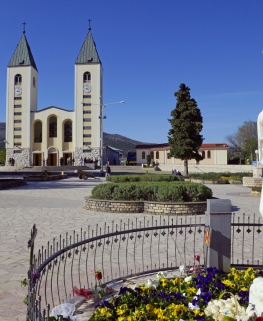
[0,175,261,320]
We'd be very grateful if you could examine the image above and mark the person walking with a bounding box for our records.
[79,157,83,166]
[105,164,111,177]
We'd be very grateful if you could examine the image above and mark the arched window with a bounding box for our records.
[64,121,72,142]
[49,116,57,138]
[150,151,154,159]
[83,72,91,82]
[142,151,145,159]
[202,151,205,159]
[14,74,22,85]
[207,150,211,159]
[34,121,42,142]
[156,151,159,159]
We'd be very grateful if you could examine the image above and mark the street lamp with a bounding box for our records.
[83,100,125,171]
[99,101,125,171]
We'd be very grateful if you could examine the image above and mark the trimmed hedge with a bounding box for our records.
[189,172,252,181]
[106,174,184,183]
[91,182,212,202]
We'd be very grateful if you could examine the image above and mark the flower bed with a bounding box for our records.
[89,267,263,321]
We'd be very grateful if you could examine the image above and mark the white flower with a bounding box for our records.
[196,288,201,295]
[184,275,192,282]
[144,278,158,289]
[179,265,185,273]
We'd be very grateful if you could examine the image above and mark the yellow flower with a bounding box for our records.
[98,307,112,317]
[187,287,197,295]
[117,304,128,315]
[240,287,248,291]
[146,304,154,311]
[159,278,168,287]
[171,278,182,285]
[222,279,236,288]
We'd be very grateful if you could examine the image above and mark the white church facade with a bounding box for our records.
[5,27,103,166]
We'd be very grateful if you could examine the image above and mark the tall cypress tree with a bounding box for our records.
[168,83,203,176]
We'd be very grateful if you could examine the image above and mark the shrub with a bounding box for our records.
[146,154,151,166]
[91,181,212,202]
[106,174,184,183]
[189,172,252,181]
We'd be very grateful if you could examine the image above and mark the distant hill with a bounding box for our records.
[0,122,151,155]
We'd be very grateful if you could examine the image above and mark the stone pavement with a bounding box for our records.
[0,177,261,320]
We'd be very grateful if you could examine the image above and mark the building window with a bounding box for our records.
[150,151,154,159]
[64,121,72,142]
[202,151,205,159]
[49,116,57,138]
[14,112,22,115]
[14,105,22,108]
[156,151,159,159]
[83,103,91,106]
[15,142,22,146]
[83,134,91,138]
[83,126,91,130]
[207,150,211,159]
[142,151,145,159]
[83,72,91,82]
[14,97,22,100]
[13,150,22,153]
[14,127,21,131]
[83,95,91,98]
[14,74,22,85]
[83,110,91,114]
[33,77,36,87]
[34,121,42,143]
[83,143,92,147]
[14,135,22,139]
[14,120,21,123]
[83,118,91,122]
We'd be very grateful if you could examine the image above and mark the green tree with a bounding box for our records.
[146,154,151,166]
[0,149,6,164]
[226,120,257,164]
[168,83,203,176]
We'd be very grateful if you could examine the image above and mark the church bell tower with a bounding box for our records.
[6,25,38,165]
[74,24,103,162]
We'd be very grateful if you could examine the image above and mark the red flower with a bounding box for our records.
[194,255,200,262]
[73,286,93,299]
[95,270,102,281]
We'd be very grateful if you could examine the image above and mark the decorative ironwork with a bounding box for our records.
[27,214,263,321]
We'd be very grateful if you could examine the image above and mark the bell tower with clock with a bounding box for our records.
[6,26,38,165]
[74,25,103,160]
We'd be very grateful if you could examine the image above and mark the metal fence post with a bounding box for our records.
[205,199,232,272]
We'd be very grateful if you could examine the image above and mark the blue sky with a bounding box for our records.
[1,0,263,144]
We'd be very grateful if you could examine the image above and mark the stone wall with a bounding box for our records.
[84,197,206,215]
[6,148,31,166]
[74,147,100,166]
[243,177,262,195]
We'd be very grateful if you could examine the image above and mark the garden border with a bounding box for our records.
[84,196,206,215]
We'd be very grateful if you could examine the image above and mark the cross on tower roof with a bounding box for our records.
[88,19,92,31]
[22,22,26,34]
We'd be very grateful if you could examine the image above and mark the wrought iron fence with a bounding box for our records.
[27,213,263,320]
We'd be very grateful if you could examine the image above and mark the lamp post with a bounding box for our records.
[255,150,259,167]
[86,100,124,172]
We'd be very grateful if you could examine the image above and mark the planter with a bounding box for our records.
[0,178,27,190]
[23,174,67,181]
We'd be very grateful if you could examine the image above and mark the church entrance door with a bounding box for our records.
[33,153,42,166]
[63,152,72,166]
[49,153,57,166]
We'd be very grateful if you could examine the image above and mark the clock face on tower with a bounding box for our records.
[14,87,22,95]
[83,85,92,93]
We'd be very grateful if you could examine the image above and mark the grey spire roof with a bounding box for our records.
[75,31,101,64]
[8,33,37,71]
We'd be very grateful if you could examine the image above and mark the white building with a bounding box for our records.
[5,26,103,166]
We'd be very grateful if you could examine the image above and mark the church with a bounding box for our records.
[5,26,103,166]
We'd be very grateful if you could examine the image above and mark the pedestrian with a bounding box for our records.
[46,158,48,166]
[60,157,63,166]
[43,159,45,166]
[72,158,75,166]
[105,164,111,177]
[84,157,87,166]
[79,157,83,166]
[11,157,15,166]
[67,157,70,165]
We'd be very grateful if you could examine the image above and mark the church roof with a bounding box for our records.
[75,31,101,64]
[8,33,37,70]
